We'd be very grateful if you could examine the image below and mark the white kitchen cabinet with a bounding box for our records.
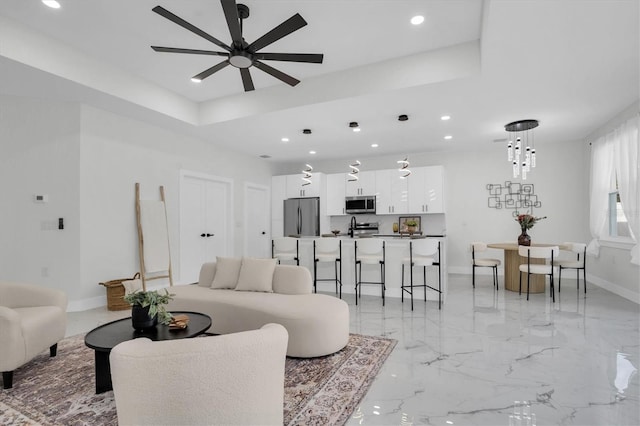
[408,166,445,214]
[345,171,376,196]
[326,173,347,216]
[286,173,322,198]
[375,169,408,215]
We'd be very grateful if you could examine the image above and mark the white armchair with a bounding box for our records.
[110,323,289,426]
[0,281,67,389]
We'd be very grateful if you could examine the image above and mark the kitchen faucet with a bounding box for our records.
[349,216,357,238]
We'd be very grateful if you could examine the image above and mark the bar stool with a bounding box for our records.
[401,239,442,310]
[354,239,385,306]
[471,242,500,290]
[271,237,299,265]
[313,238,342,298]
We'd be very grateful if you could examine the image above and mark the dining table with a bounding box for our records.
[487,242,567,293]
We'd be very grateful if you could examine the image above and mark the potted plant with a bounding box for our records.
[515,214,547,246]
[405,219,418,234]
[124,289,174,330]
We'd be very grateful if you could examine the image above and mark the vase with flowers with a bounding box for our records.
[515,214,547,246]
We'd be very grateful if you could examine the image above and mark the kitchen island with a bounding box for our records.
[286,235,448,305]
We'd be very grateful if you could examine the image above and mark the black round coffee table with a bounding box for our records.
[85,311,211,393]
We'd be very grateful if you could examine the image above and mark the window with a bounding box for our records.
[608,191,631,238]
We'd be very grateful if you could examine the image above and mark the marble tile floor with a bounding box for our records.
[67,273,639,426]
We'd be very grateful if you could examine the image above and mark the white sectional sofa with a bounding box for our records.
[167,258,349,357]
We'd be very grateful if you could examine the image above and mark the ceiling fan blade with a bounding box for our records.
[152,6,231,52]
[240,68,255,92]
[192,61,230,81]
[247,13,307,53]
[220,0,243,48]
[254,52,323,63]
[151,46,229,56]
[253,61,300,87]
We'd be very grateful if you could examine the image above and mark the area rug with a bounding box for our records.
[0,333,396,426]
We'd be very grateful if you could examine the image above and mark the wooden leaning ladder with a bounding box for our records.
[135,183,174,291]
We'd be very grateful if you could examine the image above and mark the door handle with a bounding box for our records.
[204,233,214,237]
[200,233,206,237]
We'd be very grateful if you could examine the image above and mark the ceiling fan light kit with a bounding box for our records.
[151,0,324,92]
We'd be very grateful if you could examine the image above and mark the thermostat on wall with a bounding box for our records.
[34,194,49,203]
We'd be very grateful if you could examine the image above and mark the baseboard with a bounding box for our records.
[67,282,176,312]
[67,296,106,312]
[448,267,638,304]
[586,273,640,304]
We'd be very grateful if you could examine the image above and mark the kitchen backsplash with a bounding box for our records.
[330,213,446,236]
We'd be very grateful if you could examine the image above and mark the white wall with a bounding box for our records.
[77,105,274,309]
[0,95,81,294]
[1,96,274,310]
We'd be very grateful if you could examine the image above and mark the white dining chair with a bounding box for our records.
[518,245,559,302]
[354,239,385,306]
[401,239,442,310]
[553,242,587,294]
[271,237,299,265]
[313,238,342,298]
[471,242,501,290]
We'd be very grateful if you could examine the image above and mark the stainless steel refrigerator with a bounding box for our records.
[284,197,320,237]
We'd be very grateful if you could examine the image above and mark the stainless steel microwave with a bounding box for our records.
[345,196,376,214]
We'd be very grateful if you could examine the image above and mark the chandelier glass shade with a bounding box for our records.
[505,119,538,180]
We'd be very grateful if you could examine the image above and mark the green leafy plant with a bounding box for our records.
[405,220,418,227]
[124,289,174,325]
[516,214,547,230]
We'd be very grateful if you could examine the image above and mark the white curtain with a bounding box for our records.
[587,134,615,257]
[613,115,640,264]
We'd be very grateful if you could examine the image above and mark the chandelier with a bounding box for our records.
[302,164,313,186]
[397,158,411,178]
[347,160,361,181]
[505,119,539,180]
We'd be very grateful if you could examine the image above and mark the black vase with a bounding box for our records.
[131,304,158,331]
[518,228,531,246]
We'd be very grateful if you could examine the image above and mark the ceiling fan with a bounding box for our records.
[151,0,324,92]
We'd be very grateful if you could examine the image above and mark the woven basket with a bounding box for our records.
[99,272,139,311]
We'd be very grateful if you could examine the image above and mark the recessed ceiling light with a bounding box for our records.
[42,0,61,8]
[411,15,424,25]
[309,150,316,155]
[191,77,202,83]
[353,128,361,133]
[371,144,379,148]
[444,135,453,140]
[441,115,451,121]
[281,137,289,142]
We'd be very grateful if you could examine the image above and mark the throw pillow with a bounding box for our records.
[210,257,242,289]
[235,257,277,293]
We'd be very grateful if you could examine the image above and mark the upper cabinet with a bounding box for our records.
[326,173,347,216]
[407,166,445,214]
[345,171,376,196]
[375,169,408,215]
[285,173,322,198]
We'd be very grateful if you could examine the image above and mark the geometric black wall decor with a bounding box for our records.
[486,181,542,217]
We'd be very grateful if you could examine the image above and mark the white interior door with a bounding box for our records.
[245,183,270,258]
[180,172,232,283]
